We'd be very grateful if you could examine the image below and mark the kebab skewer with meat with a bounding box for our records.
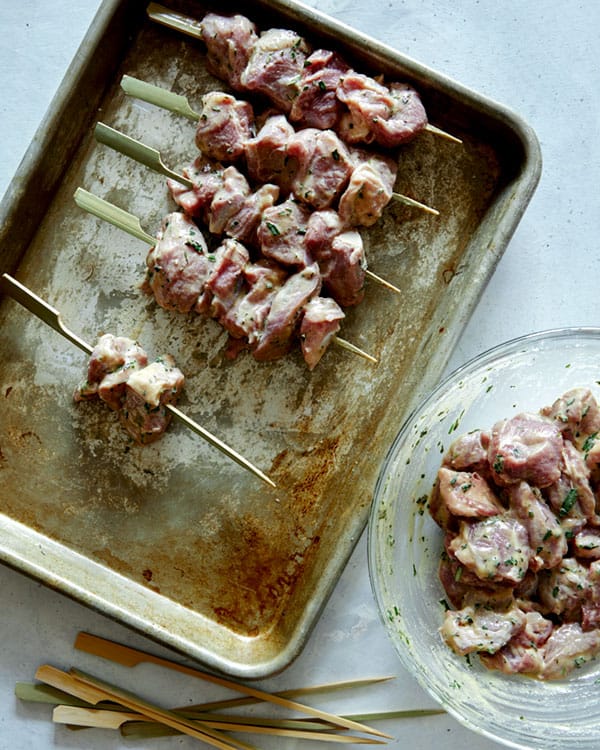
[146,3,461,148]
[0,273,276,487]
[73,188,377,370]
[93,122,401,306]
[120,76,438,219]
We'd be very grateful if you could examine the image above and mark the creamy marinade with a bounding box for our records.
[429,387,600,679]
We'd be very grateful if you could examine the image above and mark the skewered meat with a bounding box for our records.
[286,128,353,209]
[289,49,349,129]
[240,28,311,112]
[252,263,321,361]
[224,183,280,245]
[300,296,344,370]
[74,334,184,445]
[245,113,297,193]
[194,91,254,161]
[142,211,212,313]
[256,197,312,268]
[167,156,224,219]
[313,229,366,307]
[338,148,397,227]
[200,12,258,91]
[208,166,251,234]
[196,238,250,321]
[337,73,428,147]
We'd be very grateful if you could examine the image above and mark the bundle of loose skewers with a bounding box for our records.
[16,631,443,745]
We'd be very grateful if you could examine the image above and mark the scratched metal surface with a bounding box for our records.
[0,0,540,677]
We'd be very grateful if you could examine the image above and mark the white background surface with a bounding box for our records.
[0,1,599,748]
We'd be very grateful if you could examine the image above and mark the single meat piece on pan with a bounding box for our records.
[200,13,258,91]
[195,238,250,320]
[257,198,312,268]
[241,28,311,112]
[487,412,563,488]
[312,229,366,307]
[287,128,353,209]
[253,263,321,361]
[338,148,398,227]
[208,166,251,235]
[167,156,225,221]
[143,212,211,313]
[195,91,254,161]
[337,72,428,147]
[300,296,345,370]
[121,357,185,445]
[289,49,349,129]
[245,114,298,193]
[224,183,280,246]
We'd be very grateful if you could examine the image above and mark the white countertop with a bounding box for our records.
[0,1,598,748]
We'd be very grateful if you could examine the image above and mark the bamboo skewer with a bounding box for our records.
[145,2,462,146]
[93,121,403,296]
[0,273,276,488]
[73,187,378,366]
[119,75,439,217]
[73,631,393,740]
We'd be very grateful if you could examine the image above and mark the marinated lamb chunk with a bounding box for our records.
[304,209,344,257]
[509,481,567,571]
[240,28,311,112]
[437,467,504,519]
[195,238,250,321]
[546,440,598,528]
[440,602,526,656]
[488,412,563,488]
[538,558,592,620]
[167,156,224,220]
[195,91,254,161]
[438,552,514,609]
[200,13,258,91]
[223,260,288,344]
[224,183,280,245]
[74,334,148,409]
[338,148,398,227]
[245,114,298,193]
[286,128,353,209]
[573,528,600,559]
[443,429,491,473]
[120,357,185,445]
[257,198,312,267]
[307,227,366,307]
[479,611,553,676]
[540,623,600,679]
[208,166,251,234]
[300,296,345,370]
[143,212,211,313]
[252,263,321,361]
[336,73,428,147]
[541,387,600,449]
[289,49,349,129]
[448,514,532,585]
[75,337,184,445]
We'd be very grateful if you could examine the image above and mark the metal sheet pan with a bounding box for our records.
[0,0,541,678]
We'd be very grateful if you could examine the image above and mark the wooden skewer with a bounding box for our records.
[74,631,393,740]
[36,665,258,750]
[93,121,404,294]
[119,75,439,216]
[0,273,276,488]
[73,187,378,366]
[144,3,462,147]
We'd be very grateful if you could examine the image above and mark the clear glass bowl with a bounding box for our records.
[368,328,600,750]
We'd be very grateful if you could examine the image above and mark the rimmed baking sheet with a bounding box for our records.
[0,0,541,677]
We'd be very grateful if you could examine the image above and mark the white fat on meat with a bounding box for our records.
[143,212,211,313]
[338,148,398,227]
[240,28,311,112]
[256,198,312,268]
[289,49,349,129]
[488,412,563,488]
[253,263,321,362]
[200,13,258,91]
[540,623,600,679]
[195,91,254,161]
[440,602,526,656]
[337,73,428,148]
[286,128,353,209]
[300,296,345,371]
